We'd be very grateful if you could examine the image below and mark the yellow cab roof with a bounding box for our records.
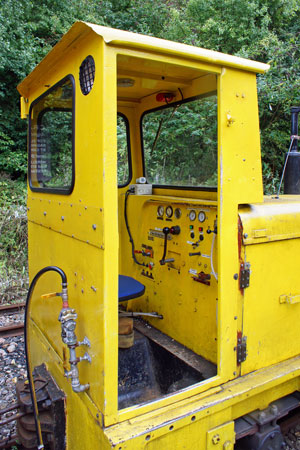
[18,21,270,98]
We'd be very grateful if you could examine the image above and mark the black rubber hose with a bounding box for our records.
[124,190,144,266]
[24,266,68,449]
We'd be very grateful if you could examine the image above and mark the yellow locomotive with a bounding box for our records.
[17,21,300,449]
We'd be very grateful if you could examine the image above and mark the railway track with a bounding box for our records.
[0,303,24,338]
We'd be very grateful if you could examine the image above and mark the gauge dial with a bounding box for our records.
[189,210,196,221]
[166,206,173,218]
[157,205,164,217]
[198,211,206,223]
[174,208,181,219]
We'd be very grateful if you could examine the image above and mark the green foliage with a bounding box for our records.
[1,0,299,189]
[164,0,300,187]
[143,96,218,186]
[0,174,27,303]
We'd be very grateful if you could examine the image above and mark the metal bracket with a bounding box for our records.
[240,262,250,289]
[236,332,247,364]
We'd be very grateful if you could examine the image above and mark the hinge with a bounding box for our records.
[240,262,250,289]
[236,331,247,364]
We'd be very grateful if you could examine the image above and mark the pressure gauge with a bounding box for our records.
[157,205,164,217]
[198,211,206,223]
[166,206,173,218]
[174,208,181,219]
[189,210,196,221]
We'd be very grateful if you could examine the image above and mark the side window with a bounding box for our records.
[29,76,74,193]
[117,114,131,186]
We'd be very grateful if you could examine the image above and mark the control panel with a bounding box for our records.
[120,194,218,362]
[134,200,218,286]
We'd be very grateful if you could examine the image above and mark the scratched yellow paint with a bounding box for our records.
[17,21,300,449]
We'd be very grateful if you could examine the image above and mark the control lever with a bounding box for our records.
[160,226,180,265]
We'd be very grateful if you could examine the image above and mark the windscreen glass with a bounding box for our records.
[142,94,217,187]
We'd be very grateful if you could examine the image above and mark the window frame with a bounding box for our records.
[117,112,132,188]
[140,91,218,192]
[28,74,75,195]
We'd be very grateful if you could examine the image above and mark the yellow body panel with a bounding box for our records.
[17,21,300,449]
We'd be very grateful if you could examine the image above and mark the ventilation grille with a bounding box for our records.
[79,56,95,95]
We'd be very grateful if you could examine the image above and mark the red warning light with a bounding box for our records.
[156,92,175,103]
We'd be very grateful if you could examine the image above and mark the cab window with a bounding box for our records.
[29,76,74,193]
[142,93,217,188]
[117,114,131,186]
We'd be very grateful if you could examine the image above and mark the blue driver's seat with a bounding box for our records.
[118,275,145,303]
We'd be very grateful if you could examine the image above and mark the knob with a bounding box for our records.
[170,225,180,235]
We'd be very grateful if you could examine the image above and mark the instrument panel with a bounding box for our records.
[136,199,218,286]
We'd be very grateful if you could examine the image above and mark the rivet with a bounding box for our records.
[234,316,237,320]
[92,224,97,230]
[242,93,245,98]
[236,93,239,97]
[85,206,87,210]
[81,289,84,294]
[91,286,97,292]
[212,434,220,444]
[43,211,47,216]
[233,371,237,376]
[244,233,248,239]
[233,273,238,280]
[61,216,64,221]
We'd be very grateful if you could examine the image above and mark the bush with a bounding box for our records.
[0,174,28,304]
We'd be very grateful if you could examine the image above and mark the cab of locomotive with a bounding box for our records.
[18,22,267,427]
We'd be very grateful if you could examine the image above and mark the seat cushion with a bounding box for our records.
[119,275,145,302]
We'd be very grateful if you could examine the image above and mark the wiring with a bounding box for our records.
[124,190,144,266]
[25,266,68,449]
